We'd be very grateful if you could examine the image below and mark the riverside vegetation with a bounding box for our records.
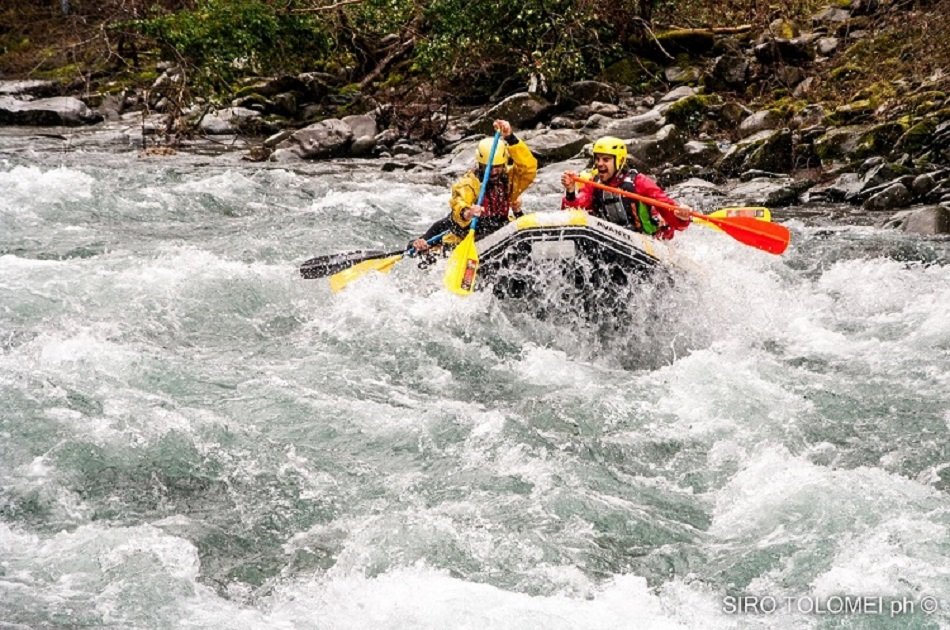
[1,0,948,233]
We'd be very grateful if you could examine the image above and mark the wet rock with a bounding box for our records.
[729,176,809,207]
[599,109,666,137]
[342,114,377,157]
[912,173,937,198]
[863,182,913,210]
[519,128,588,163]
[683,140,723,166]
[627,124,685,169]
[0,80,60,98]
[881,205,950,235]
[199,107,261,135]
[275,118,353,159]
[471,92,552,135]
[0,96,103,126]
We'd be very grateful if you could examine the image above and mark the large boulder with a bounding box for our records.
[342,114,377,157]
[471,92,552,135]
[881,205,950,235]
[0,80,60,98]
[273,118,353,160]
[627,124,686,169]
[199,107,263,135]
[598,108,667,137]
[718,129,793,175]
[557,81,618,108]
[519,128,588,163]
[0,96,103,126]
[729,177,809,207]
[863,182,913,210]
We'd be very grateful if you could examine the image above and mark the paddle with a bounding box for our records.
[300,249,402,279]
[328,230,449,293]
[693,206,772,233]
[574,177,790,255]
[443,130,501,295]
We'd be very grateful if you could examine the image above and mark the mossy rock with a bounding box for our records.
[854,121,907,158]
[825,99,874,125]
[665,94,723,132]
[897,117,938,153]
[906,91,947,115]
[829,64,863,82]
[630,29,716,61]
[600,58,658,89]
[767,97,807,118]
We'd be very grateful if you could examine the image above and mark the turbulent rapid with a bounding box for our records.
[1,143,948,630]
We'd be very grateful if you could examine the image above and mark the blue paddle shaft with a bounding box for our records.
[406,230,450,256]
[471,130,502,233]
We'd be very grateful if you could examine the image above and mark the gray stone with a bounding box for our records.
[729,177,807,207]
[881,205,950,234]
[199,107,261,135]
[0,96,103,126]
[342,114,377,141]
[911,173,937,198]
[601,109,666,137]
[711,54,750,88]
[817,37,840,55]
[519,128,588,163]
[683,140,722,166]
[812,7,851,23]
[664,66,702,84]
[0,80,59,97]
[627,124,685,169]
[277,118,353,159]
[659,86,697,103]
[471,92,552,135]
[559,80,617,106]
[863,183,913,210]
[739,110,783,138]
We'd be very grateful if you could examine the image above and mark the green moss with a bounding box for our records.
[665,94,722,132]
[600,58,650,88]
[854,121,906,158]
[768,97,807,118]
[35,62,81,81]
[899,117,938,153]
[829,64,863,81]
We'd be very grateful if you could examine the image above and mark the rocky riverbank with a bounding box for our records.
[2,1,947,235]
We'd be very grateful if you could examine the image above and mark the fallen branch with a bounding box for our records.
[290,0,363,13]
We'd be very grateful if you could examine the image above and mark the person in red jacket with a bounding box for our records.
[560,136,691,240]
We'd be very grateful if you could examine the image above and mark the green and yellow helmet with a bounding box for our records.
[592,136,628,171]
[476,137,510,166]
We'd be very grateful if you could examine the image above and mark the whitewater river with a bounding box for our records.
[1,135,948,629]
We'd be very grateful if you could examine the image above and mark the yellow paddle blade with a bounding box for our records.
[329,254,403,293]
[443,231,479,296]
[711,206,772,221]
[693,207,772,232]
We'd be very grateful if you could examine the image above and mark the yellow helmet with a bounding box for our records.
[592,136,628,171]
[476,137,510,166]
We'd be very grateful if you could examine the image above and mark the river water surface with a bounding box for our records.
[1,136,948,629]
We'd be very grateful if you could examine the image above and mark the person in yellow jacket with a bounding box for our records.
[412,119,537,252]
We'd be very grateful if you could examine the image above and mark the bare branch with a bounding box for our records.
[290,0,364,13]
